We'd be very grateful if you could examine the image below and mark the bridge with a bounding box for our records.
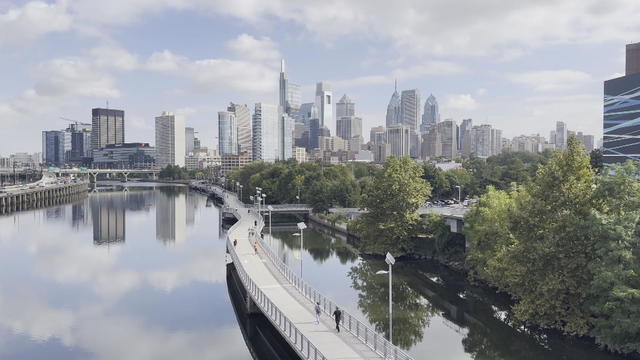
[216,186,413,360]
[50,168,160,182]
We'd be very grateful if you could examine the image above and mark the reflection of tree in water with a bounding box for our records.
[348,258,437,349]
[274,230,358,263]
[157,185,188,197]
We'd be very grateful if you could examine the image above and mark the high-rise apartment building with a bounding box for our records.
[252,103,279,162]
[218,111,237,155]
[91,108,124,151]
[437,119,457,159]
[228,103,252,155]
[400,89,421,131]
[155,112,185,168]
[315,82,333,129]
[603,42,640,164]
[336,95,355,118]
[421,94,440,132]
[463,124,502,158]
[459,119,473,150]
[421,124,442,158]
[385,82,401,128]
[386,124,411,157]
[370,126,386,145]
[336,116,362,140]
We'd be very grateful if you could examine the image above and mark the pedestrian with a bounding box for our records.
[314,302,322,325]
[233,239,237,247]
[332,306,342,332]
[253,241,259,254]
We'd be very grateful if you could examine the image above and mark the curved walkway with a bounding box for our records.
[221,188,413,360]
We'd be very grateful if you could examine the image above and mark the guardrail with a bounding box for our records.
[253,213,413,360]
[227,231,327,360]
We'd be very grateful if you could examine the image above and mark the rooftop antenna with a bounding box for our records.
[394,79,397,92]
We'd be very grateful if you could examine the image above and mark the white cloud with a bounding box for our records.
[90,45,140,71]
[227,34,280,63]
[331,61,465,88]
[509,70,593,91]
[33,57,121,98]
[0,1,71,45]
[444,94,478,112]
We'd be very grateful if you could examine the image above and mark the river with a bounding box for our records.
[0,184,634,359]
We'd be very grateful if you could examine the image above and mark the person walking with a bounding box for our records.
[314,302,322,325]
[332,306,342,332]
[253,241,259,255]
[233,239,237,247]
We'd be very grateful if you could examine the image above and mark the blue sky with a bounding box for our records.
[1,0,639,154]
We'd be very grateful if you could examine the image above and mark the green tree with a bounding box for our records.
[354,157,431,256]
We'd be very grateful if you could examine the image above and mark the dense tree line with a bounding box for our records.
[464,136,640,354]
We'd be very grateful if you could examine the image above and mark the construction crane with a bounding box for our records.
[60,117,91,131]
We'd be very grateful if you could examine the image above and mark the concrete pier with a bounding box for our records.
[0,181,89,214]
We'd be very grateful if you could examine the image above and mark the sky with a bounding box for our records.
[1,0,639,155]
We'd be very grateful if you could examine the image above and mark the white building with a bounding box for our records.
[155,112,185,168]
[228,103,252,156]
[252,103,279,163]
[315,82,333,129]
[386,124,411,157]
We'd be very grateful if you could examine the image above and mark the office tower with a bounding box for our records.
[185,127,195,155]
[464,124,502,158]
[42,130,71,166]
[386,124,411,157]
[252,103,279,162]
[297,103,318,125]
[555,121,568,150]
[293,123,310,148]
[336,116,362,140]
[370,126,386,145]
[193,137,201,150]
[604,42,640,164]
[279,113,294,160]
[492,128,502,156]
[459,119,473,150]
[386,81,401,127]
[69,126,92,164]
[218,111,237,155]
[421,94,440,131]
[309,118,321,150]
[91,108,124,151]
[549,130,557,145]
[315,82,333,128]
[583,135,595,152]
[400,89,421,131]
[421,124,442,158]
[279,59,301,120]
[336,94,355,118]
[228,103,252,155]
[626,42,640,76]
[91,193,125,245]
[437,119,457,159]
[93,143,156,169]
[155,111,185,168]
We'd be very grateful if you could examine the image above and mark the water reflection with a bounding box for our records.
[266,228,358,264]
[156,187,187,244]
[0,185,251,360]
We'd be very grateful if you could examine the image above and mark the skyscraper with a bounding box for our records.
[155,112,185,168]
[401,89,421,131]
[437,119,458,159]
[555,121,568,150]
[69,124,92,164]
[459,119,473,150]
[91,108,124,151]
[297,103,318,125]
[386,124,411,157]
[279,59,301,120]
[218,111,237,155]
[185,127,195,155]
[336,116,362,141]
[603,42,640,164]
[42,130,71,166]
[370,126,386,145]
[228,103,252,155]
[315,82,333,129]
[385,81,401,128]
[252,103,279,162]
[336,94,355,118]
[421,94,440,131]
[279,113,293,160]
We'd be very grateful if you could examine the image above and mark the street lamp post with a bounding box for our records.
[239,184,243,202]
[295,222,307,278]
[376,252,395,344]
[261,193,266,218]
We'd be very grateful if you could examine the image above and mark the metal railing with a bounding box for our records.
[227,235,326,360]
[252,214,413,360]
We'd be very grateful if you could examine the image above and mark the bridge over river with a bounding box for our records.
[211,184,413,360]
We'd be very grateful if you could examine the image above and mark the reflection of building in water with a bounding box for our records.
[71,203,89,228]
[90,194,126,245]
[156,189,186,244]
[46,206,65,220]
[185,191,205,226]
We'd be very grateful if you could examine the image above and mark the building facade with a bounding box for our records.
[218,111,237,156]
[42,130,71,166]
[315,82,333,129]
[336,94,355,118]
[155,112,185,168]
[92,143,156,169]
[385,82,401,128]
[386,124,411,157]
[252,103,279,162]
[421,94,440,132]
[91,108,124,151]
[400,89,421,131]
[228,103,252,156]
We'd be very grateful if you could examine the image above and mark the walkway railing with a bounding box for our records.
[227,234,327,360]
[253,214,413,360]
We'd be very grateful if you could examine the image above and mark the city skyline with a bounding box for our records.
[1,1,637,154]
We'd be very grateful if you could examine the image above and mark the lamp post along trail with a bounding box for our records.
[377,252,395,344]
[296,222,307,278]
[267,205,273,238]
[455,185,462,204]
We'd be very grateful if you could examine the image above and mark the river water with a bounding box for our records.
[0,185,634,360]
